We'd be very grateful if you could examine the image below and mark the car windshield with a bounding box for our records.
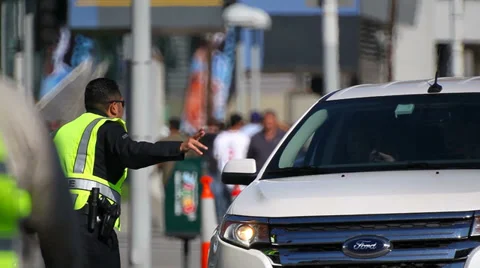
[263,93,480,179]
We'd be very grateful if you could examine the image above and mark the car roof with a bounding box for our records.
[326,76,480,101]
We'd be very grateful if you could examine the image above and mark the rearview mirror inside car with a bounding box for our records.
[222,159,257,185]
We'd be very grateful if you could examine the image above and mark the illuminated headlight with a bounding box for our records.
[472,213,480,236]
[219,215,270,248]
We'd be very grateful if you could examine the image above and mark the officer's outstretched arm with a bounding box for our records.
[105,122,185,169]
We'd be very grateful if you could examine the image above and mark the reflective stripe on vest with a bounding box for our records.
[68,178,121,204]
[64,116,124,203]
[73,118,103,174]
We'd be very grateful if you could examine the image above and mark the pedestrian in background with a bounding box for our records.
[157,117,198,186]
[200,119,226,223]
[247,110,286,170]
[213,114,250,219]
[53,78,207,268]
[241,111,263,137]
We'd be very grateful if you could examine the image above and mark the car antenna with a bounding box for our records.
[427,71,442,93]
[428,46,445,93]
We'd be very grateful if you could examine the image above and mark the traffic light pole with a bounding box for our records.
[322,0,340,93]
[1,1,7,76]
[129,0,152,267]
[450,0,464,77]
[23,0,34,103]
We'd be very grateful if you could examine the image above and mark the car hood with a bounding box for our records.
[228,170,480,218]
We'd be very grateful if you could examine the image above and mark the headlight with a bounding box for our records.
[472,212,480,236]
[219,215,270,248]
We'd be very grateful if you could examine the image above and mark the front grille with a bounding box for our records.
[256,212,477,266]
[282,219,463,232]
[282,262,463,268]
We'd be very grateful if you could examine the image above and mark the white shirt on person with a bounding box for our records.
[213,129,250,190]
[241,123,263,137]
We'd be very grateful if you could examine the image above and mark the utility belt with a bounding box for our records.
[78,187,121,241]
[69,178,121,204]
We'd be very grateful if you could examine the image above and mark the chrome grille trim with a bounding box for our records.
[268,211,474,225]
[276,241,479,266]
[261,212,477,266]
[278,262,466,268]
[271,221,471,245]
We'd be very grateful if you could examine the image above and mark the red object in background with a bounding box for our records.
[231,185,242,199]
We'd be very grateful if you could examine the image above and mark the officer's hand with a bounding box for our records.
[180,129,208,155]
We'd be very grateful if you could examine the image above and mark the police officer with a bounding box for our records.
[0,136,31,268]
[53,78,207,268]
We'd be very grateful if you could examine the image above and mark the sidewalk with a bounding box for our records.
[120,171,166,233]
[118,173,202,267]
[118,200,201,268]
[119,232,201,268]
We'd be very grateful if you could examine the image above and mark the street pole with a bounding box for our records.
[156,53,166,136]
[129,0,152,267]
[322,0,340,93]
[450,0,464,77]
[23,0,34,102]
[387,0,397,82]
[1,1,7,76]
[250,30,261,111]
[235,31,246,115]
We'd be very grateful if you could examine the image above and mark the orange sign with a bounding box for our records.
[76,0,222,7]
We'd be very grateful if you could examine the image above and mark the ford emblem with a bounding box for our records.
[342,235,392,259]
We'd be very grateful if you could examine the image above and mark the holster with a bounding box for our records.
[87,188,100,233]
[98,197,121,241]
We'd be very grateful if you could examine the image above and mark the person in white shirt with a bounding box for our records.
[241,111,263,137]
[214,114,250,179]
[212,114,250,219]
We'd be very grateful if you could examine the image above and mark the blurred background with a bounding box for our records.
[1,0,480,126]
[2,0,480,267]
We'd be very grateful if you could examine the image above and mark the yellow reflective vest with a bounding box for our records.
[0,136,32,267]
[53,112,128,229]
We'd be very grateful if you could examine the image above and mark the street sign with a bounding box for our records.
[164,158,203,239]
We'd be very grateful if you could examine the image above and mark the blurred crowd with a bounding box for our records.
[158,110,290,223]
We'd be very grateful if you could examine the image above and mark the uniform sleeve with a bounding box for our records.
[103,122,185,169]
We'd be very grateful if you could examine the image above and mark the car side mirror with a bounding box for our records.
[221,159,257,185]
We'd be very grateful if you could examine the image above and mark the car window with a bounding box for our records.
[264,93,480,178]
[279,109,328,168]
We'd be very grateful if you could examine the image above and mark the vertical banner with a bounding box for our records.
[211,27,236,124]
[180,41,209,134]
[181,27,236,134]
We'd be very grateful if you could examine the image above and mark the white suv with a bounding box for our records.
[208,77,480,268]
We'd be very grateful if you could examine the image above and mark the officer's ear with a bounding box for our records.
[106,102,118,118]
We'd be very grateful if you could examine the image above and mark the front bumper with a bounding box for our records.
[208,233,273,268]
[208,233,480,268]
[209,211,480,268]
